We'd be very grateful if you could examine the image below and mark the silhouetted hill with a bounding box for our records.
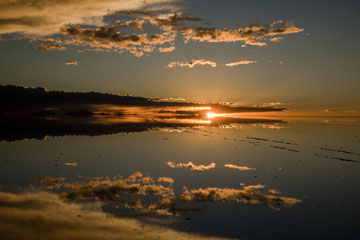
[0,85,193,111]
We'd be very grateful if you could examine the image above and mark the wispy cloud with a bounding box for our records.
[158,46,175,52]
[258,102,289,108]
[167,59,217,68]
[181,20,303,46]
[225,60,257,66]
[166,161,216,171]
[65,61,78,66]
[224,164,256,171]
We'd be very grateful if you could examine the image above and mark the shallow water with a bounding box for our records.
[1,116,360,239]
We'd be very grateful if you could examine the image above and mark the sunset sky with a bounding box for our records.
[0,0,359,110]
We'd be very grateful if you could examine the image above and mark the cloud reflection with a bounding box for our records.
[225,60,257,66]
[224,164,256,171]
[166,161,216,171]
[34,172,302,217]
[65,162,78,167]
[0,191,233,240]
[179,186,300,208]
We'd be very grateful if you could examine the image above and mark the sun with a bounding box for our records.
[206,112,217,118]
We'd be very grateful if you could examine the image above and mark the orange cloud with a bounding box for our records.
[269,37,283,42]
[157,177,175,184]
[158,46,175,52]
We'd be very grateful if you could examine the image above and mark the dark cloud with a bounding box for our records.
[167,59,217,68]
[59,24,175,57]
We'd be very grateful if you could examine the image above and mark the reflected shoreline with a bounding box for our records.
[0,110,284,142]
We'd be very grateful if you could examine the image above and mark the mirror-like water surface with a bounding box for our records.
[1,112,359,240]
